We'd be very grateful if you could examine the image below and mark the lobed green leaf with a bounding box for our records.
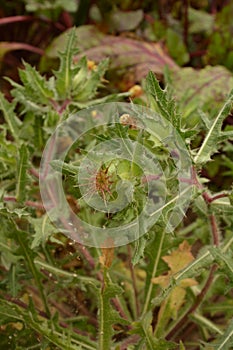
[194,89,233,164]
[16,144,29,203]
[0,92,22,141]
[145,71,180,130]
[54,28,79,99]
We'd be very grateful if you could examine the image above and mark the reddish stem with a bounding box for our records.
[1,42,44,56]
[0,15,65,31]
[166,265,217,340]
[25,201,44,210]
[60,11,73,28]
[183,0,189,48]
[59,99,71,114]
[190,50,207,58]
[120,334,141,350]
[209,214,219,246]
[3,196,44,210]
[3,294,91,338]
[0,15,35,26]
[191,166,229,205]
[29,168,39,179]
[210,0,217,14]
[144,13,155,25]
[111,298,129,321]
[209,193,229,203]
[166,167,220,340]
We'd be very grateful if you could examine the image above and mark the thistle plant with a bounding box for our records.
[0,28,233,350]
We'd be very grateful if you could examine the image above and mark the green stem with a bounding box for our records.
[15,230,50,316]
[98,270,126,350]
[141,229,166,317]
[98,289,105,350]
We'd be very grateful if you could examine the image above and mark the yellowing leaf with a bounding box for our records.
[167,286,186,319]
[162,240,194,273]
[179,278,198,288]
[152,241,198,338]
[99,238,115,268]
[99,248,114,269]
[151,274,170,288]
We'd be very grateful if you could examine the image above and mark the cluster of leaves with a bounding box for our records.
[1,27,233,349]
[0,2,233,350]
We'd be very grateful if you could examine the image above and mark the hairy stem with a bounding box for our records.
[166,168,221,340]
[166,264,217,340]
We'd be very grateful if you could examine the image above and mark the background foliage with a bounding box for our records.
[0,1,233,349]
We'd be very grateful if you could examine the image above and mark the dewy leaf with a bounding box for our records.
[0,92,22,141]
[54,27,79,99]
[16,144,29,203]
[0,298,26,325]
[13,226,50,316]
[146,71,180,129]
[194,89,233,164]
[0,299,95,350]
[34,259,100,287]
